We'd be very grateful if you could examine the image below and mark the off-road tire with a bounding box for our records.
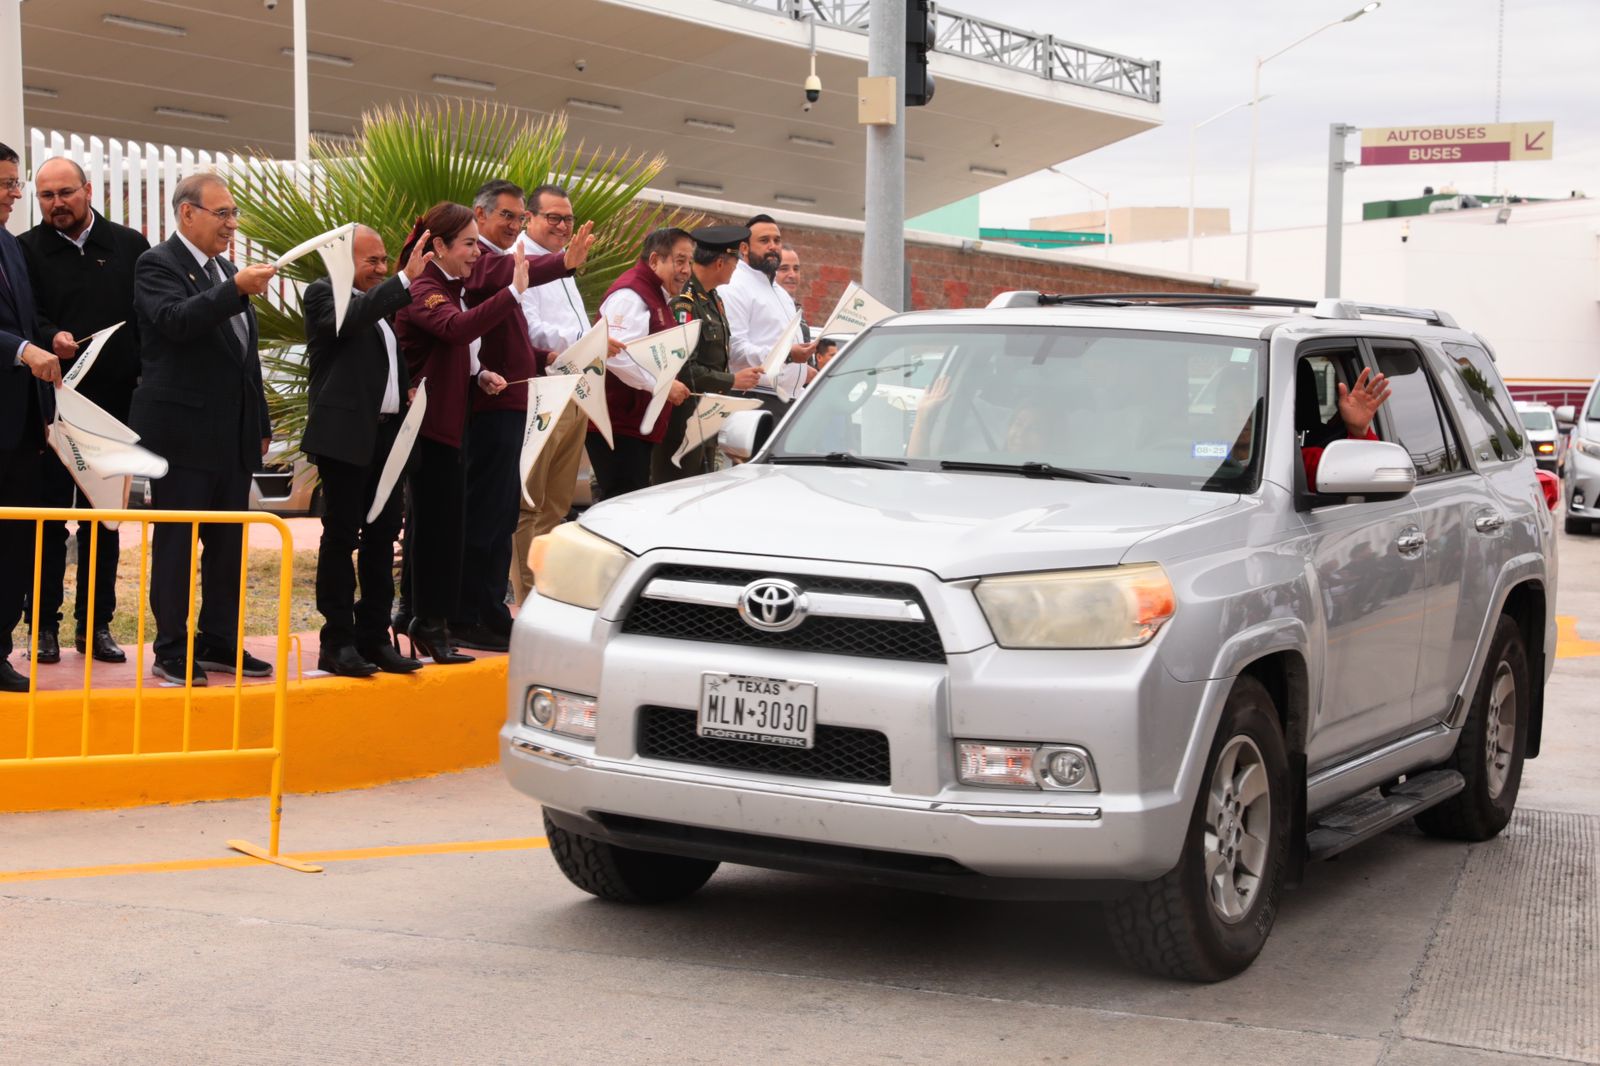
[544,812,719,903]
[1103,674,1290,982]
[1414,614,1528,842]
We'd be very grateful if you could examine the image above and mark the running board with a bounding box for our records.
[1306,770,1465,861]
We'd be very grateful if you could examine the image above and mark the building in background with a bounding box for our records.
[1030,205,1232,246]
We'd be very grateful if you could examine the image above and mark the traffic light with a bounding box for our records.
[905,0,936,107]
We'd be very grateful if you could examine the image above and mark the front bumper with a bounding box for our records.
[500,554,1230,886]
[1564,444,1600,517]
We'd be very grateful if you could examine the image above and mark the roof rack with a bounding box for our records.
[985,291,1458,328]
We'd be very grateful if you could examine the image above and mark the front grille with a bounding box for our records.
[637,706,891,785]
[621,565,946,663]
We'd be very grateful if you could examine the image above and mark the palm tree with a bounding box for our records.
[229,98,694,455]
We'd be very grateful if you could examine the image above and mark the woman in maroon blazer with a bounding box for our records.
[391,202,533,662]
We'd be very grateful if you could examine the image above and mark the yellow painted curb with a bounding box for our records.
[0,656,509,812]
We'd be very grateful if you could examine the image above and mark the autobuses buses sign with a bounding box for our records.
[1360,122,1554,165]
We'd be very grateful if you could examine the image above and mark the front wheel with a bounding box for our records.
[1103,674,1290,981]
[1414,614,1528,841]
[543,812,719,903]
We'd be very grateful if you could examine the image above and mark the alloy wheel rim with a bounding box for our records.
[1484,661,1517,799]
[1203,734,1272,924]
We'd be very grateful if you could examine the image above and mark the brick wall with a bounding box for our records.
[694,209,1253,325]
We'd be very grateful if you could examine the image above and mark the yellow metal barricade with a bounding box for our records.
[0,506,319,874]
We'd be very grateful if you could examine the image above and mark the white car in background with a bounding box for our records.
[1514,401,1566,476]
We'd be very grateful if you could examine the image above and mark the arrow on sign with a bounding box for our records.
[1524,131,1547,152]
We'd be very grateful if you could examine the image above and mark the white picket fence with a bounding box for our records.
[25,127,294,308]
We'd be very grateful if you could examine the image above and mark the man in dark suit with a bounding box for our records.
[303,225,432,677]
[20,156,151,666]
[130,173,276,687]
[0,142,65,692]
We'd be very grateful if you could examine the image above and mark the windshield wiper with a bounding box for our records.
[938,460,1129,484]
[770,452,907,470]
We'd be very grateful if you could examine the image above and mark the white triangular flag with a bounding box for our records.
[61,321,124,391]
[274,223,357,335]
[366,378,428,525]
[671,394,763,469]
[49,388,169,529]
[550,319,614,448]
[629,320,701,436]
[819,281,895,336]
[758,312,804,402]
[519,375,581,507]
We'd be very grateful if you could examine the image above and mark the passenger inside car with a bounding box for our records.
[1297,357,1391,491]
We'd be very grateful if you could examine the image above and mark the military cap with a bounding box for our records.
[689,224,750,254]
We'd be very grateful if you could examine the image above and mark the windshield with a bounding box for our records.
[770,325,1267,491]
[1518,408,1556,432]
[1588,387,1600,421]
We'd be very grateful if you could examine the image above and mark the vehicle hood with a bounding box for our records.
[580,465,1243,579]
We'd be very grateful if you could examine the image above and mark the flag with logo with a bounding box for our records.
[550,319,614,448]
[47,385,168,530]
[670,394,764,469]
[818,281,895,336]
[365,378,428,524]
[60,321,124,390]
[519,375,582,506]
[759,312,803,402]
[629,320,701,436]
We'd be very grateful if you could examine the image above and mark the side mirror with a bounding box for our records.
[1555,405,1576,426]
[1315,439,1416,499]
[718,409,773,463]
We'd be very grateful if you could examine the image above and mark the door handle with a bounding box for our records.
[1474,511,1505,534]
[1396,527,1425,554]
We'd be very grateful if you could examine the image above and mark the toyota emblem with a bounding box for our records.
[737,578,808,633]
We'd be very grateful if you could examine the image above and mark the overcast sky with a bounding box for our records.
[973,0,1600,234]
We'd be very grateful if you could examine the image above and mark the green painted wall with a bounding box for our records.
[907,195,981,238]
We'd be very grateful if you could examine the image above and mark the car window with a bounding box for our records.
[1440,342,1524,463]
[1517,408,1556,432]
[773,325,1267,491]
[1586,386,1600,421]
[1372,343,1461,479]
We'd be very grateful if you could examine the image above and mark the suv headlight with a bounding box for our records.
[974,563,1176,649]
[1577,438,1600,460]
[530,523,631,610]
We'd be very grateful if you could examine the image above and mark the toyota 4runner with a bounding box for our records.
[501,292,1557,981]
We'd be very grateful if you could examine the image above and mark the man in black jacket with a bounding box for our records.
[20,157,151,666]
[130,173,275,687]
[304,225,432,677]
[0,142,65,692]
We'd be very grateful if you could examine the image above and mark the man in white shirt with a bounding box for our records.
[721,214,816,416]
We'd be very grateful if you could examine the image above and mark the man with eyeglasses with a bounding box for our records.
[18,157,151,667]
[510,183,610,601]
[130,172,276,687]
[453,179,596,650]
[0,142,65,692]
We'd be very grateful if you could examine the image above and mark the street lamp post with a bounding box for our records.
[1188,95,1270,274]
[1243,1,1380,281]
[1048,166,1111,258]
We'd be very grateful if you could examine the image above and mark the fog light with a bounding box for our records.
[526,688,556,727]
[1040,746,1098,792]
[957,743,1038,788]
[524,686,597,739]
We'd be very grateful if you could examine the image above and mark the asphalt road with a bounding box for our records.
[3,527,1598,1066]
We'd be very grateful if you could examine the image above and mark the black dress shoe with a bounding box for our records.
[153,658,208,687]
[30,628,60,664]
[76,627,128,664]
[360,643,424,674]
[449,622,509,652]
[195,644,272,678]
[317,645,380,678]
[408,619,474,665]
[1,658,31,693]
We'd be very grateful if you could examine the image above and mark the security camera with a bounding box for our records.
[575,58,587,73]
[804,73,821,105]
[263,0,277,9]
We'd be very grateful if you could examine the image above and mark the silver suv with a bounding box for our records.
[1558,376,1600,534]
[501,293,1557,981]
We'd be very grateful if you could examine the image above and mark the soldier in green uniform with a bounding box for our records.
[651,225,764,484]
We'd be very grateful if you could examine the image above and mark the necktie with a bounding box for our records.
[206,258,250,352]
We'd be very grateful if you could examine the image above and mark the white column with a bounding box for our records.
[292,0,310,176]
[1,0,24,235]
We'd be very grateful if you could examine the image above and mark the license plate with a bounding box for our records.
[698,673,817,749]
